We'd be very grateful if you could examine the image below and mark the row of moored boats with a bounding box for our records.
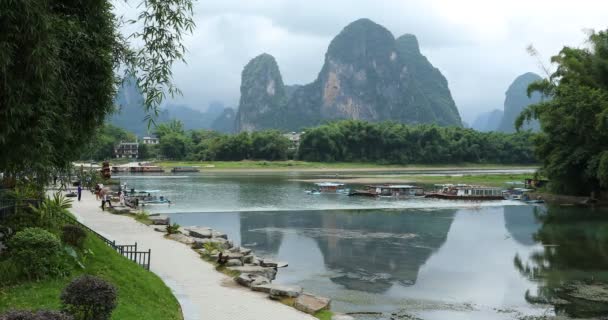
[306,182,543,202]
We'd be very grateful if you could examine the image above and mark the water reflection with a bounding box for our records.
[240,209,456,294]
[515,206,608,317]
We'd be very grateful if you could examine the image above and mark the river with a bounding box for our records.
[114,171,608,320]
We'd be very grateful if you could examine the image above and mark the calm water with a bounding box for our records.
[116,172,608,319]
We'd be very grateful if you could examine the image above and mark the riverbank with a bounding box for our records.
[153,160,538,173]
[296,173,535,187]
[67,192,316,320]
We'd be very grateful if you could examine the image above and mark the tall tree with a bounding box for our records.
[0,0,194,185]
[517,30,608,195]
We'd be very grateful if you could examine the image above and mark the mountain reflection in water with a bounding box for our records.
[169,206,552,319]
[240,209,455,294]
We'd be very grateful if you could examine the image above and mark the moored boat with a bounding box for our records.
[349,184,424,198]
[130,166,164,173]
[425,184,505,200]
[171,166,200,173]
[314,182,349,194]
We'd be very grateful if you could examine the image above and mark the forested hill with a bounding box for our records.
[110,77,234,135]
[236,18,462,132]
[497,72,542,133]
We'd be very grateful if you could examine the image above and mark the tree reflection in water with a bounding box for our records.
[514,205,608,317]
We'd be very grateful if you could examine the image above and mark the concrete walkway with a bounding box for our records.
[69,192,316,320]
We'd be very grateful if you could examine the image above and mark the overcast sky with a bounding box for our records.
[119,0,608,123]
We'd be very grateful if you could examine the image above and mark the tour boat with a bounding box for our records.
[425,184,505,200]
[306,182,349,195]
[349,184,424,198]
[368,185,425,198]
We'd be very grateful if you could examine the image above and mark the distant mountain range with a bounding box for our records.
[471,72,543,133]
[236,18,463,132]
[471,109,503,132]
[110,78,235,135]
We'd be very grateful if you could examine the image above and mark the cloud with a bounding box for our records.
[122,0,608,123]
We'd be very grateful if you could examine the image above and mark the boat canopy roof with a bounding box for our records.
[367,184,421,189]
[436,184,501,190]
[315,182,345,187]
[134,189,161,193]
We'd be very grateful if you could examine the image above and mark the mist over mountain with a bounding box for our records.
[471,109,503,132]
[110,78,233,135]
[236,18,462,132]
[497,72,542,133]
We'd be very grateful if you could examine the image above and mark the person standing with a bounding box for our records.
[77,184,82,202]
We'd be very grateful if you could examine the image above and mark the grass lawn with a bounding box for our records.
[155,160,537,171]
[0,233,182,320]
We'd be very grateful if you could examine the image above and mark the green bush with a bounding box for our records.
[0,259,20,285]
[8,228,68,280]
[61,275,117,320]
[61,225,86,248]
[165,223,180,235]
[0,310,73,320]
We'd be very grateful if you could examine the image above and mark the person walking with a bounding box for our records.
[77,184,82,202]
[100,189,106,211]
[103,190,113,210]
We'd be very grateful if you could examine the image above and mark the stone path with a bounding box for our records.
[69,191,316,320]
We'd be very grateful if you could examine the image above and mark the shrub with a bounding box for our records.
[61,225,86,248]
[61,275,117,320]
[8,227,68,279]
[0,310,73,320]
[165,223,180,235]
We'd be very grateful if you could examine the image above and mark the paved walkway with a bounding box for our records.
[69,192,316,320]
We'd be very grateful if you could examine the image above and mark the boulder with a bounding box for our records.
[235,273,270,288]
[186,227,214,239]
[251,283,273,293]
[260,259,288,268]
[226,266,277,280]
[243,255,255,264]
[186,227,227,239]
[223,251,244,259]
[191,237,232,250]
[239,247,252,255]
[294,293,331,314]
[269,285,303,300]
[167,233,194,245]
[149,215,170,225]
[225,259,243,267]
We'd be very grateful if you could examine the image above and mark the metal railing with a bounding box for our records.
[0,200,151,270]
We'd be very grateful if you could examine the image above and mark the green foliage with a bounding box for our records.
[165,223,180,235]
[8,228,68,280]
[80,124,134,161]
[297,120,536,164]
[202,242,221,254]
[159,132,189,160]
[29,194,73,229]
[517,30,608,195]
[0,234,181,320]
[250,131,290,160]
[0,0,194,186]
[0,310,73,320]
[61,225,87,249]
[60,275,117,320]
